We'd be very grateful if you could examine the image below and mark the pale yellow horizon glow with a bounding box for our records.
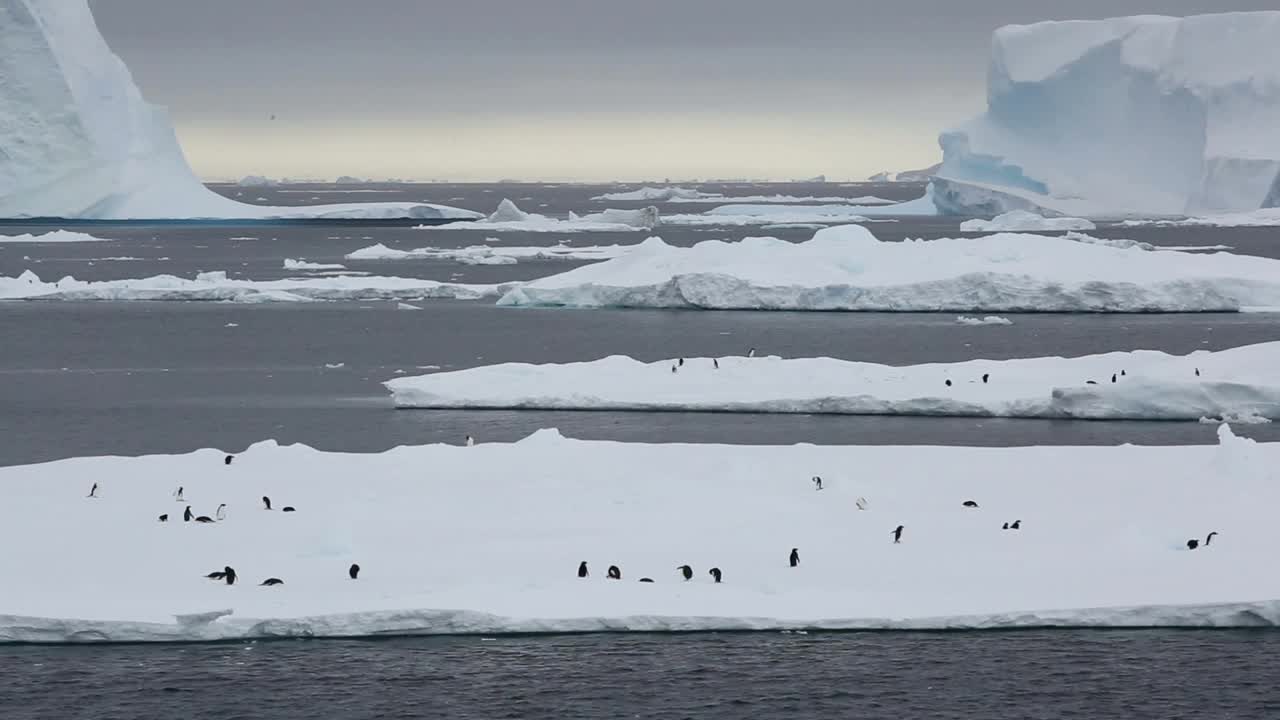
[177,114,942,183]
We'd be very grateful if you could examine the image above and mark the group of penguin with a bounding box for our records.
[578,560,725,584]
[670,349,758,374]
[204,563,361,587]
[944,367,1204,389]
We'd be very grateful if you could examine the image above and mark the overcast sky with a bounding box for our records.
[92,1,1274,181]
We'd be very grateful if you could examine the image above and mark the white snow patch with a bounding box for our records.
[396,303,421,311]
[960,211,1096,233]
[345,243,635,264]
[283,259,346,271]
[669,194,896,205]
[414,200,657,232]
[0,231,110,244]
[956,315,1014,326]
[593,186,716,201]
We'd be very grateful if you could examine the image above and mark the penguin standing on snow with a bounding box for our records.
[1205,531,1219,546]
[1111,374,1117,383]
[466,435,475,447]
[215,503,227,521]
[224,455,234,465]
[349,563,361,579]
[175,486,184,502]
[184,505,194,522]
[982,373,989,384]
[1186,539,1200,550]
[607,565,622,580]
[158,514,168,523]
[891,525,904,543]
[713,359,719,369]
[789,548,800,567]
[223,566,237,585]
[671,365,678,374]
[678,565,693,581]
[678,358,685,367]
[709,568,722,583]
[1010,520,1021,530]
[1195,368,1201,377]
[963,500,979,508]
[578,561,589,578]
[945,379,952,387]
[262,496,272,510]
[1002,522,1010,530]
[748,348,756,358]
[812,476,823,491]
[87,483,98,498]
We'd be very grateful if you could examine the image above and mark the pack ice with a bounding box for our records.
[2,426,1278,643]
[414,200,658,232]
[0,1,478,221]
[934,12,1280,218]
[496,225,1280,312]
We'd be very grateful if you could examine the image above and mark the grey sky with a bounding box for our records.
[91,1,1276,181]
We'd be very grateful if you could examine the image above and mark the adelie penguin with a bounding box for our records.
[982,373,989,384]
[1186,538,1200,550]
[607,565,622,580]
[1205,531,1219,546]
[678,358,685,367]
[158,514,168,523]
[87,483,98,499]
[466,435,475,447]
[262,496,272,511]
[215,503,227,521]
[963,500,979,508]
[577,561,589,578]
[789,548,800,568]
[260,578,284,587]
[174,486,184,502]
[713,359,719,370]
[224,455,234,466]
[639,578,655,583]
[195,515,215,524]
[747,348,756,358]
[349,563,361,580]
[945,379,952,387]
[223,566,237,585]
[812,476,823,491]
[708,568,722,584]
[205,570,227,580]
[1011,520,1021,530]
[183,505,194,523]
[678,565,693,581]
[891,525,904,543]
[282,506,296,513]
[1111,374,1117,383]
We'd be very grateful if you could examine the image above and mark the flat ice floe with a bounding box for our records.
[415,200,658,232]
[283,259,346,271]
[592,186,717,202]
[2,426,1278,643]
[0,270,512,303]
[345,243,634,264]
[384,344,1280,421]
[497,225,1280,312]
[668,194,896,205]
[956,315,1013,326]
[1121,209,1280,228]
[960,210,1096,232]
[0,231,110,244]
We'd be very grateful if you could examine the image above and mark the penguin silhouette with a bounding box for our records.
[748,348,756,358]
[678,565,693,581]
[184,505,194,522]
[671,365,678,374]
[812,476,823,491]
[158,514,168,522]
[713,359,719,369]
[963,500,979,508]
[1187,539,1200,550]
[891,525,904,543]
[577,561,589,578]
[607,565,622,580]
[260,578,284,587]
[1002,522,1009,530]
[789,548,800,567]
[215,503,227,521]
[224,455,234,465]
[945,379,952,387]
[1205,531,1219,546]
[466,435,475,447]
[262,496,272,510]
[1011,520,1021,530]
[195,516,215,524]
[982,373,989,384]
[223,566,237,585]
[1121,370,1126,376]
[678,358,684,367]
[282,506,296,513]
[639,578,655,583]
[709,568,722,583]
[1195,368,1201,377]
[87,483,98,498]
[1086,380,1098,385]
[349,563,361,579]
[1111,374,1117,383]
[175,486,184,502]
[205,570,226,580]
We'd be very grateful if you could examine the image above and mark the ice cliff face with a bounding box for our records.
[0,1,477,220]
[935,12,1280,218]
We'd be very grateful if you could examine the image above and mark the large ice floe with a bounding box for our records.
[414,200,658,232]
[933,12,1280,218]
[0,1,478,221]
[664,192,935,226]
[2,425,1279,643]
[0,270,511,303]
[593,186,717,202]
[1122,209,1280,228]
[0,230,109,243]
[346,243,634,264]
[496,225,1280,312]
[960,210,1096,233]
[385,344,1280,422]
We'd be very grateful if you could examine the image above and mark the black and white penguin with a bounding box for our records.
[639,578,654,583]
[1086,380,1098,385]
[748,348,756,358]
[224,455,234,465]
[982,373,989,384]
[1205,531,1219,546]
[224,566,237,585]
[855,497,868,511]
[282,506,296,513]
[709,568,722,583]
[195,515,215,524]
[607,565,622,580]
[349,563,361,580]
[184,505,194,522]
[215,503,227,521]
[578,561,589,578]
[671,365,678,374]
[1002,522,1010,530]
[1186,539,1200,550]
[713,359,719,369]
[678,565,693,581]
[1111,374,1117,383]
[1195,368,1201,377]
[1010,520,1021,530]
[205,570,227,580]
[466,435,475,447]
[945,379,952,387]
[87,483,98,498]
[891,525,904,543]
[262,496,272,510]
[1121,370,1126,376]
[812,476,823,491]
[678,358,685,367]
[789,548,799,567]
[260,578,284,587]
[174,486,184,502]
[158,514,169,523]
[963,500,979,508]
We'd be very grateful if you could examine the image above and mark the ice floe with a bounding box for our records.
[592,186,716,202]
[385,343,1280,421]
[0,231,111,244]
[497,225,1280,312]
[956,315,1013,326]
[960,211,1096,233]
[2,426,1279,643]
[283,259,347,271]
[414,200,657,232]
[345,243,635,264]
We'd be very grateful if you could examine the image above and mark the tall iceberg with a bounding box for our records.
[934,12,1280,218]
[0,1,478,220]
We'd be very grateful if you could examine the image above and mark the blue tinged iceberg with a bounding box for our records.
[935,12,1280,218]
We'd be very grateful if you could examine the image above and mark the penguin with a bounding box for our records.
[577,561,589,578]
[260,578,284,587]
[158,514,169,523]
[678,358,685,367]
[855,497,869,511]
[174,486,184,502]
[215,503,227,521]
[1205,531,1219,546]
[709,568,722,583]
[1121,370,1126,377]
[945,379,952,387]
[349,563,361,580]
[1086,380,1098,385]
[1010,520,1022,530]
[282,506,296,513]
[466,435,475,447]
[963,500,979,508]
[607,565,622,580]
[183,505,194,522]
[87,483,98,498]
[678,565,693,581]
[812,476,823,491]
[1111,374,1117,383]
[1002,522,1009,530]
[748,348,756,358]
[789,548,800,567]
[713,359,719,370]
[224,455,234,465]
[205,570,227,580]
[1195,368,1201,377]
[223,566,237,585]
[982,373,989,384]
[1186,539,1200,550]
[639,578,655,583]
[891,525,904,543]
[671,365,678,374]
[195,516,215,524]
[262,496,272,510]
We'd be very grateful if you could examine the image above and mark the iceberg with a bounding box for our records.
[3,427,1280,643]
[414,200,658,232]
[0,230,109,243]
[960,210,1096,233]
[345,242,635,263]
[1122,209,1280,228]
[384,344,1280,421]
[956,315,1013,326]
[282,259,346,271]
[592,186,716,202]
[935,12,1280,218]
[0,1,479,221]
[496,225,1280,312]
[0,269,513,303]
[665,193,935,226]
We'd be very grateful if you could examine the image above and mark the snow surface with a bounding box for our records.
[960,211,1096,233]
[282,259,346,271]
[592,187,715,202]
[0,1,479,221]
[345,243,634,264]
[0,230,109,243]
[3,426,1279,643]
[385,344,1280,421]
[414,200,657,232]
[664,193,934,226]
[1122,209,1280,228]
[0,269,512,303]
[956,315,1013,326]
[497,225,1280,312]
[935,12,1280,217]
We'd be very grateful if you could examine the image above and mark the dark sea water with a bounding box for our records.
[3,182,1279,718]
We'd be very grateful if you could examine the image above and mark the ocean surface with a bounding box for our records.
[3,182,1279,718]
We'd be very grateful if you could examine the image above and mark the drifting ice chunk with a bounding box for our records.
[282,259,346,271]
[592,186,716,201]
[416,200,658,232]
[345,243,635,263]
[0,231,110,243]
[960,211,1096,233]
[956,315,1013,326]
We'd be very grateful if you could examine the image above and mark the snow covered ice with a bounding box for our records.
[385,343,1280,421]
[2,425,1279,643]
[0,1,479,221]
[345,243,636,264]
[497,225,1280,312]
[414,200,658,232]
[960,211,1096,233]
[664,193,935,226]
[593,186,716,202]
[0,230,110,243]
[934,12,1280,218]
[956,315,1013,326]
[283,259,347,271]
